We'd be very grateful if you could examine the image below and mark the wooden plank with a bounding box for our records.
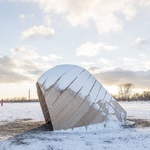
[45,86,61,108]
[53,98,80,130]
[109,100,126,122]
[95,86,106,103]
[103,92,112,103]
[78,103,99,126]
[62,99,91,130]
[90,109,107,124]
[36,83,51,123]
[49,89,74,120]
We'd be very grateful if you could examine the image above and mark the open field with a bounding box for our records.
[0,101,150,150]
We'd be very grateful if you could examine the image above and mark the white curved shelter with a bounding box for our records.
[36,64,126,130]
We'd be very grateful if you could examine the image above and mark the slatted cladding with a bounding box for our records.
[53,97,80,130]
[109,99,126,122]
[56,67,84,90]
[62,76,96,129]
[49,89,73,120]
[95,86,106,103]
[36,83,51,123]
[45,86,61,108]
[76,103,99,127]
[75,81,101,127]
[38,65,75,89]
[37,64,126,130]
[90,109,107,124]
[62,99,91,130]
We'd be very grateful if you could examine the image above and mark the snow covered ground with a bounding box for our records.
[0,101,150,150]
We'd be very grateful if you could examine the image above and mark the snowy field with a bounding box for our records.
[0,101,150,150]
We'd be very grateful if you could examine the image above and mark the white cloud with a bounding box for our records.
[122,57,138,68]
[139,0,150,7]
[42,54,62,62]
[103,45,118,51]
[133,37,150,46]
[76,42,118,57]
[18,0,138,33]
[44,16,52,26]
[142,61,150,70]
[80,61,95,69]
[19,14,26,19]
[98,58,111,65]
[139,53,146,57]
[21,25,55,39]
[76,42,103,57]
[11,46,39,59]
[19,13,35,20]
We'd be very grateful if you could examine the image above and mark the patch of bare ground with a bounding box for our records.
[127,118,150,128]
[0,119,52,140]
[0,118,150,141]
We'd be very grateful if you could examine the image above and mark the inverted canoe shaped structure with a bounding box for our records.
[36,64,126,130]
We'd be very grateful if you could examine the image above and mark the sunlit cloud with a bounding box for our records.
[42,54,62,62]
[19,13,35,20]
[133,37,150,46]
[21,25,55,39]
[0,46,62,83]
[103,45,118,51]
[76,42,103,57]
[139,53,146,57]
[76,42,118,57]
[80,61,95,69]
[92,67,150,89]
[98,58,111,65]
[15,0,139,33]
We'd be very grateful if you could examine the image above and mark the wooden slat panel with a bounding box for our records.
[78,103,99,126]
[90,109,107,124]
[88,81,101,103]
[62,99,91,130]
[103,92,112,103]
[53,98,80,130]
[36,83,51,124]
[45,86,60,107]
[109,100,126,122]
[95,86,106,103]
[49,89,73,119]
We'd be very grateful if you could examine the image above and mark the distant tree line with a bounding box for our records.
[113,83,150,101]
[2,97,38,102]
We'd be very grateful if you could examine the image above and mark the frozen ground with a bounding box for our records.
[0,101,150,150]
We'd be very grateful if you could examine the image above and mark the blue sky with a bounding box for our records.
[0,0,150,99]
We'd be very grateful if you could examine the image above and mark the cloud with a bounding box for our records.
[76,42,103,57]
[103,45,118,51]
[11,46,39,59]
[80,61,95,69]
[0,46,62,83]
[98,58,111,65]
[42,54,62,62]
[133,37,150,46]
[122,57,137,66]
[21,25,55,39]
[139,0,150,7]
[91,67,150,89]
[76,42,118,57]
[19,14,26,19]
[19,13,35,20]
[17,0,138,33]
[0,55,33,83]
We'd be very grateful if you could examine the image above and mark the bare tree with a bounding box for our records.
[142,91,150,101]
[118,83,134,101]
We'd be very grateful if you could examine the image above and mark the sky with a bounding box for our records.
[0,0,150,99]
